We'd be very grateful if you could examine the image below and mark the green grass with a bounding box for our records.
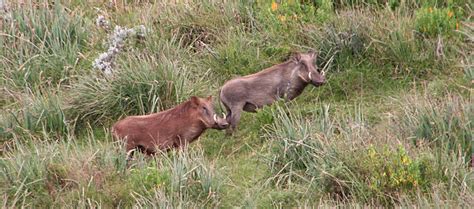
[0,1,89,90]
[1,129,222,207]
[1,90,68,145]
[1,0,472,207]
[262,98,471,206]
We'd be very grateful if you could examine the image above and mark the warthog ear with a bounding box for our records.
[308,50,318,59]
[291,53,302,63]
[190,96,200,106]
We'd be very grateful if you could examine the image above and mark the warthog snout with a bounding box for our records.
[308,71,326,86]
[313,78,326,86]
[213,113,229,130]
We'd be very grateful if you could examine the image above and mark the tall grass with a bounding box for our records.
[0,91,68,144]
[130,149,222,208]
[0,129,222,208]
[264,96,472,206]
[395,93,472,164]
[0,1,88,90]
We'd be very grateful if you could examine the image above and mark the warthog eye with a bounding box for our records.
[202,107,208,115]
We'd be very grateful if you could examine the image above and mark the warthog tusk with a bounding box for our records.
[308,72,312,80]
[222,113,226,118]
[126,149,135,160]
[213,114,217,122]
[322,70,326,77]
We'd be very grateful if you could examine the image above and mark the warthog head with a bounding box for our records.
[293,51,325,86]
[191,96,229,130]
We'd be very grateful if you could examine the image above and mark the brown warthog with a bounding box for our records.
[112,96,228,156]
[220,51,325,132]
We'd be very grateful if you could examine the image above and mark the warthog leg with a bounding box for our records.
[222,101,232,123]
[228,105,244,134]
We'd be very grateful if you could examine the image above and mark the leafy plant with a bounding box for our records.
[415,7,459,37]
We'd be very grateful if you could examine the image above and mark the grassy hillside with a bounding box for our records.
[1,0,472,207]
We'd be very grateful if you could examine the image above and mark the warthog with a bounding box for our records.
[220,51,325,132]
[112,96,228,156]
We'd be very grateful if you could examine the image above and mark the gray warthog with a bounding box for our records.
[220,51,325,132]
[112,96,228,156]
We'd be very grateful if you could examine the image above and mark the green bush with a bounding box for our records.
[314,8,449,77]
[253,1,321,42]
[331,0,468,11]
[129,163,171,193]
[415,7,459,37]
[362,145,433,194]
[314,0,335,23]
[1,144,53,206]
[263,1,319,24]
[0,134,127,207]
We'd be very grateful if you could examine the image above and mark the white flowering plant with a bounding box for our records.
[93,15,147,75]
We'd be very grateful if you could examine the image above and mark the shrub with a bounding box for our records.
[362,145,433,194]
[314,0,335,23]
[0,133,126,207]
[415,7,459,37]
[253,1,320,43]
[128,163,171,193]
[264,104,338,187]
